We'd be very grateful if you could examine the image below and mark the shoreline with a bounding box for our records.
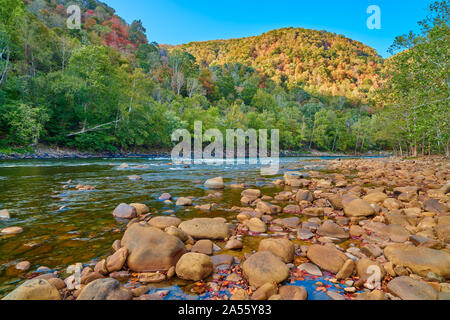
[0,145,392,160]
[1,156,448,300]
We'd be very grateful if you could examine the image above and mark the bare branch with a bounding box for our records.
[67,120,121,137]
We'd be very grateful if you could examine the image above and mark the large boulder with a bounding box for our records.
[121,222,186,272]
[242,251,289,288]
[306,245,348,273]
[113,203,137,219]
[77,278,132,300]
[204,177,224,189]
[179,218,229,240]
[343,198,375,217]
[2,279,61,300]
[387,276,438,300]
[175,253,213,281]
[258,238,295,263]
[384,244,450,279]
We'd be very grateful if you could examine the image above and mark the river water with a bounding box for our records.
[0,156,355,299]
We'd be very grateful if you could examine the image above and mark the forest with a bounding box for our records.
[0,0,448,155]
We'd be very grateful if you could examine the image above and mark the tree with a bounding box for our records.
[186,77,201,98]
[0,0,24,86]
[1,102,49,145]
[383,0,449,155]
[128,20,147,45]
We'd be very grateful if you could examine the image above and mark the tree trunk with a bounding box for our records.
[354,135,359,155]
[0,47,10,86]
[332,132,338,152]
[421,133,425,156]
[360,134,366,153]
[309,121,316,149]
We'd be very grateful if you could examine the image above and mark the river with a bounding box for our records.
[0,156,359,299]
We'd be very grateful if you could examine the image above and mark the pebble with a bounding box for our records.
[15,261,31,271]
[0,209,10,219]
[344,287,357,293]
[1,227,23,235]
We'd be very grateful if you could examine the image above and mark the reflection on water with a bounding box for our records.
[0,157,347,298]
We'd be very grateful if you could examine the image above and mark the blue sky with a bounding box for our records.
[103,0,433,58]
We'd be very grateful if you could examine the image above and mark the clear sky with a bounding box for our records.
[103,0,433,58]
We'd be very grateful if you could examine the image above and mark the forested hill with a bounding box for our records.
[23,0,148,51]
[178,28,385,104]
[0,0,447,156]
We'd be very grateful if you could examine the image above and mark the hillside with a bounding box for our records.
[23,0,148,52]
[1,0,446,156]
[178,27,385,103]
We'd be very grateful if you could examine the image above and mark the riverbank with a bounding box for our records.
[2,156,448,300]
[0,145,391,160]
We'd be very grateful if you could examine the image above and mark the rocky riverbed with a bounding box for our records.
[1,156,449,300]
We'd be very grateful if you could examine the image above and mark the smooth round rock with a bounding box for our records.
[242,251,289,288]
[121,223,186,272]
[279,285,308,300]
[204,177,225,189]
[258,238,295,263]
[306,245,348,274]
[113,203,137,219]
[2,279,61,300]
[175,253,213,281]
[77,278,132,300]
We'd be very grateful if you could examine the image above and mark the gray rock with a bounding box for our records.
[77,278,132,300]
[387,276,438,300]
[113,203,137,219]
[298,263,323,276]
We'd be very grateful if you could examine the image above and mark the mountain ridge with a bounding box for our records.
[172,27,385,104]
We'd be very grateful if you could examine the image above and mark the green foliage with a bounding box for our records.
[0,101,49,145]
[380,0,449,155]
[0,0,446,156]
